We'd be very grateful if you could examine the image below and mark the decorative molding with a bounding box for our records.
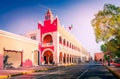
[3,48,23,53]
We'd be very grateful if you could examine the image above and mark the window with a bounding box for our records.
[63,39,66,46]
[43,34,53,43]
[31,36,36,40]
[70,43,71,48]
[59,36,62,44]
[67,41,69,47]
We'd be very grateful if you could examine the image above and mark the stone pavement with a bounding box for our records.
[0,65,58,78]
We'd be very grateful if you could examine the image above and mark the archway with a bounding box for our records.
[59,52,62,64]
[43,34,53,43]
[63,53,66,63]
[67,54,69,63]
[43,50,53,64]
[70,55,71,63]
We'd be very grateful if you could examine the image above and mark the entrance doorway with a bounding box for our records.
[43,50,53,64]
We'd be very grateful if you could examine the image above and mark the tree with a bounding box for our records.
[91,4,120,58]
[92,4,120,42]
[101,44,107,52]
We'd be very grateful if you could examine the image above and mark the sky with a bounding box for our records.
[0,0,120,57]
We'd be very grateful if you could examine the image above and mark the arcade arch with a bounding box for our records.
[59,52,63,64]
[63,53,66,63]
[43,50,53,64]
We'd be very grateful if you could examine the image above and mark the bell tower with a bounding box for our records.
[45,9,53,20]
[38,9,60,65]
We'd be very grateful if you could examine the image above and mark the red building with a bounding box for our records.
[38,9,89,65]
[94,53,104,61]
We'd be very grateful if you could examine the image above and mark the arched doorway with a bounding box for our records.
[67,54,69,63]
[59,52,62,64]
[43,50,53,64]
[63,53,66,63]
[70,55,71,63]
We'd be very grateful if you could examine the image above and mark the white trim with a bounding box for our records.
[42,48,54,57]
[32,50,40,66]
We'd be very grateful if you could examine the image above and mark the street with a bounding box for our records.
[78,61,117,79]
[8,61,118,79]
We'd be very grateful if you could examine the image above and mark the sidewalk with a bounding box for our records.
[104,63,120,79]
[0,65,58,78]
[0,63,85,79]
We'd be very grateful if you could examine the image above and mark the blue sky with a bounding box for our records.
[0,0,120,57]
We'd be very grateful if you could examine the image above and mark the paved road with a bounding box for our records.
[78,62,117,79]
[8,61,118,79]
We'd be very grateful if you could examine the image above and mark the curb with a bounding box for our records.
[0,66,70,78]
[104,65,120,79]
[0,75,9,79]
[0,68,49,79]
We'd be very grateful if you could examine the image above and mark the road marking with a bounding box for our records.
[77,69,88,79]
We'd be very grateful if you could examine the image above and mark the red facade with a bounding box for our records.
[38,9,58,64]
[94,53,104,61]
[38,9,58,33]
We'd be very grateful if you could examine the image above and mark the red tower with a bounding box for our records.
[38,9,58,33]
[38,9,59,65]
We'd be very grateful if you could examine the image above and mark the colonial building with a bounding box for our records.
[0,30,39,69]
[38,9,89,65]
[0,9,89,69]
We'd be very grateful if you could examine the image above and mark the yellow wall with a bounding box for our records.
[0,30,39,68]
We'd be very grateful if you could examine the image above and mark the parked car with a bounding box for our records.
[112,58,120,67]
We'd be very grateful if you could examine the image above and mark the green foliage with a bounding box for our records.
[104,54,110,61]
[92,4,120,42]
[101,44,107,52]
[92,4,120,58]
[115,48,120,58]
[101,37,120,58]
